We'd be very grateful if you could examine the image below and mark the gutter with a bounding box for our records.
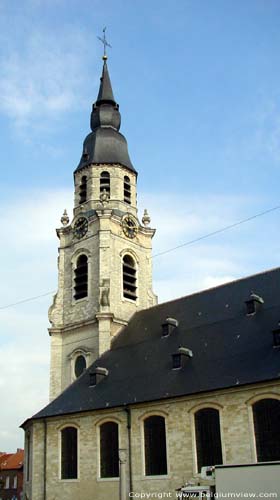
[125,407,133,495]
[43,419,47,500]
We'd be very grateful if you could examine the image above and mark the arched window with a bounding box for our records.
[74,255,88,300]
[74,355,86,378]
[144,416,167,476]
[253,398,280,462]
[122,255,137,301]
[124,176,131,204]
[79,175,87,204]
[195,408,223,472]
[100,171,110,197]
[100,422,119,478]
[61,427,78,479]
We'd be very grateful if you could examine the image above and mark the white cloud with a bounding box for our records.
[0,27,96,132]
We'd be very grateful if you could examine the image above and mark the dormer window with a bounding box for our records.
[162,317,178,337]
[272,328,280,348]
[124,175,131,204]
[245,292,264,315]
[172,347,193,369]
[89,367,108,387]
[100,171,110,197]
[172,353,181,369]
[122,255,137,301]
[79,175,87,204]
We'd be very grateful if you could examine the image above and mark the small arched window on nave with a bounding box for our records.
[253,398,280,462]
[194,407,223,472]
[100,422,119,478]
[61,427,78,479]
[144,416,167,476]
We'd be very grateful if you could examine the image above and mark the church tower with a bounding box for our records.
[48,55,157,401]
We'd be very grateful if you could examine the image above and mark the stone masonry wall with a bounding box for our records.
[48,164,156,400]
[74,164,138,215]
[28,381,280,500]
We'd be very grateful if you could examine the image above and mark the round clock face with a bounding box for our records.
[122,215,138,239]
[73,217,88,239]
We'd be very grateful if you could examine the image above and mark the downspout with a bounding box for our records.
[43,419,47,500]
[125,407,133,495]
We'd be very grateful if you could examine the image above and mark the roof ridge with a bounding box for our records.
[144,265,280,312]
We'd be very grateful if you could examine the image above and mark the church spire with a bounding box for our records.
[96,59,116,105]
[75,54,136,173]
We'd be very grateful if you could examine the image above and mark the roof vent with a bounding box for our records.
[162,317,178,337]
[89,367,108,387]
[245,292,264,315]
[172,346,193,369]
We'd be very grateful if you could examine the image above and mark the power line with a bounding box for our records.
[0,291,56,310]
[152,203,280,258]
[1,203,280,310]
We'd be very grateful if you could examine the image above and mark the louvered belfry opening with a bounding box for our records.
[100,422,119,478]
[195,408,223,472]
[144,416,167,476]
[123,255,137,301]
[74,255,88,300]
[253,398,280,461]
[124,175,131,204]
[100,171,110,197]
[61,427,78,479]
[79,175,87,204]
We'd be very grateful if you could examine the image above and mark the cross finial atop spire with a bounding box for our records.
[97,27,112,60]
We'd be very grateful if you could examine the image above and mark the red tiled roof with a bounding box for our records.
[0,450,24,470]
[0,454,12,467]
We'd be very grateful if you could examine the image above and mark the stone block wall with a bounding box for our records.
[27,381,280,500]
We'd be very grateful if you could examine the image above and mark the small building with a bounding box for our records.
[0,449,24,500]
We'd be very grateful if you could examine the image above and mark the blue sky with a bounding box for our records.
[0,0,280,451]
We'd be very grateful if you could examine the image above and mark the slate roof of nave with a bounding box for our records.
[29,266,280,423]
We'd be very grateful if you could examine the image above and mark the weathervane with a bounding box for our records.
[97,27,112,60]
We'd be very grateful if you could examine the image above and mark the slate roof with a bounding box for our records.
[30,267,280,423]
